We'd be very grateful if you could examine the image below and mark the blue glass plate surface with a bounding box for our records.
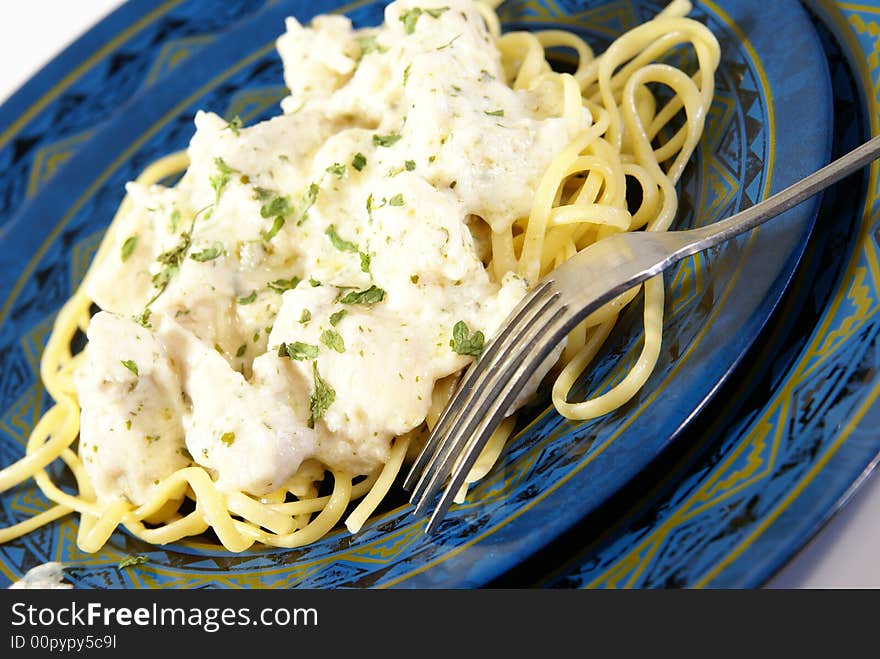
[0,0,271,232]
[0,0,832,588]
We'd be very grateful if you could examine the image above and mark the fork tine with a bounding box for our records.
[406,284,559,505]
[402,281,557,494]
[421,304,571,533]
[409,294,569,519]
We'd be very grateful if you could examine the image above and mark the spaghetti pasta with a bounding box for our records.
[0,0,719,554]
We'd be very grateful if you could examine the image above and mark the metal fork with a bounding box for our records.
[403,133,880,534]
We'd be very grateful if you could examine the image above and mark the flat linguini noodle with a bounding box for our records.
[0,0,719,554]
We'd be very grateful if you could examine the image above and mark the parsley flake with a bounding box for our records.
[262,216,285,242]
[220,431,236,447]
[388,193,405,206]
[133,308,152,328]
[121,235,138,262]
[405,159,416,171]
[356,34,385,59]
[237,290,257,305]
[399,6,448,34]
[235,344,247,358]
[450,320,485,357]
[210,157,239,206]
[224,115,243,136]
[352,152,367,171]
[121,360,139,376]
[268,276,300,293]
[330,309,348,326]
[321,329,346,353]
[326,163,346,179]
[278,341,320,361]
[373,133,402,147]
[340,285,386,305]
[326,225,358,252]
[308,361,336,428]
[359,251,371,274]
[190,242,225,262]
[118,555,148,569]
[484,108,505,117]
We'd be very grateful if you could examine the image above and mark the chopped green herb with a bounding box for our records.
[278,341,320,361]
[237,290,257,305]
[220,431,236,447]
[295,183,320,226]
[484,108,505,117]
[118,555,147,569]
[388,193,405,206]
[321,329,346,353]
[253,186,306,239]
[400,7,422,33]
[299,309,312,324]
[121,360,139,377]
[359,251,371,274]
[190,241,226,262]
[258,192,293,219]
[399,6,448,34]
[125,419,132,430]
[326,163,346,179]
[405,159,416,171]
[309,278,322,287]
[145,435,160,444]
[121,235,138,262]
[366,193,386,219]
[326,225,358,252]
[330,309,348,326]
[133,308,152,328]
[340,285,386,305]
[373,133,402,147]
[210,157,239,206]
[352,152,367,171]
[224,115,243,136]
[235,344,247,358]
[308,361,336,428]
[450,320,485,357]
[268,276,301,293]
[437,33,461,50]
[356,34,385,58]
[262,216,285,242]
[403,63,412,86]
[410,274,420,284]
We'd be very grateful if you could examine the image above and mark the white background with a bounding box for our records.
[1,0,878,588]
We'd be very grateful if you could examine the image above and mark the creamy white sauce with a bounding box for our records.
[77,0,577,503]
[9,562,72,589]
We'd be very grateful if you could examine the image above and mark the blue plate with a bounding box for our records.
[0,0,832,588]
[533,0,880,589]
[0,0,272,232]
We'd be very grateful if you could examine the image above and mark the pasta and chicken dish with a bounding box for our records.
[0,0,719,553]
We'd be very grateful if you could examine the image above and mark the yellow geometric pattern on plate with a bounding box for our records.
[501,0,638,41]
[145,35,217,86]
[588,402,787,588]
[26,130,96,199]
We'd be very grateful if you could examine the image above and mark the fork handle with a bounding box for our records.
[680,133,880,258]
